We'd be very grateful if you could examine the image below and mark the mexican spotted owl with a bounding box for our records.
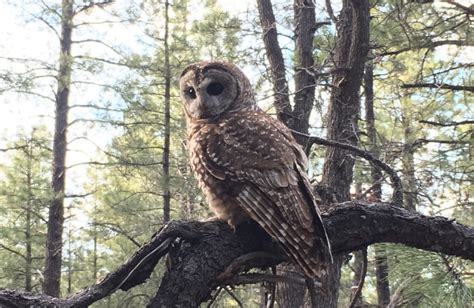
[179,61,332,277]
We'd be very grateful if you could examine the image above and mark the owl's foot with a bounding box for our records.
[204,215,223,222]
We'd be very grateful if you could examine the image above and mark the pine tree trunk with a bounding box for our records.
[66,226,72,294]
[25,140,33,292]
[402,127,417,212]
[350,250,364,306]
[291,0,317,146]
[365,59,391,306]
[317,0,369,306]
[257,0,369,305]
[43,0,74,297]
[256,0,292,126]
[349,180,364,306]
[162,0,171,223]
[275,1,320,306]
[275,264,306,308]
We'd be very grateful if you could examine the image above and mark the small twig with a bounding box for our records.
[402,82,474,92]
[291,130,404,206]
[419,120,474,127]
[112,238,173,293]
[348,248,368,308]
[357,177,387,200]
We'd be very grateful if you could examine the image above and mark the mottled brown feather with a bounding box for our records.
[181,61,332,277]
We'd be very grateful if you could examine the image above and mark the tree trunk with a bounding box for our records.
[350,250,364,306]
[257,0,369,305]
[162,0,171,223]
[66,226,72,295]
[318,0,370,306]
[365,59,391,306]
[256,0,292,126]
[402,124,417,212]
[43,0,74,297]
[322,0,369,202]
[292,0,317,146]
[349,179,364,306]
[274,1,320,306]
[25,140,33,292]
[275,263,306,308]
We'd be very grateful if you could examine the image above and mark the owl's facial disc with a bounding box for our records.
[180,69,239,119]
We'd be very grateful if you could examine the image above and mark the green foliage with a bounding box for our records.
[0,127,52,292]
[385,244,472,307]
[190,0,242,61]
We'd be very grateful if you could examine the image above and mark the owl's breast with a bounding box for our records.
[187,127,248,226]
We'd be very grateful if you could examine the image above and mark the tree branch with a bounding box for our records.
[379,40,472,56]
[348,248,367,308]
[401,82,474,92]
[0,201,472,307]
[419,120,474,127]
[325,0,338,24]
[292,130,404,206]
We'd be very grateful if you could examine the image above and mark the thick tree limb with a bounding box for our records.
[0,201,472,307]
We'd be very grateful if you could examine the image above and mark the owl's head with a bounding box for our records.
[179,61,255,120]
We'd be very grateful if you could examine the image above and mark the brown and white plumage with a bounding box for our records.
[180,61,332,277]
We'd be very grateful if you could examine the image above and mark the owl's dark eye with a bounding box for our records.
[206,82,224,96]
[187,87,196,99]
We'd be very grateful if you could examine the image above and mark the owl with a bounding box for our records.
[179,61,332,277]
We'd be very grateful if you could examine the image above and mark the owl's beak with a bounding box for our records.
[189,94,210,119]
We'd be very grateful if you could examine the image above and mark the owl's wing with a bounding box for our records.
[204,111,332,277]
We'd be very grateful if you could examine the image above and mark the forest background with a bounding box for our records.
[0,0,472,307]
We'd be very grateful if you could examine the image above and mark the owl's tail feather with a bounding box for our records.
[237,185,332,279]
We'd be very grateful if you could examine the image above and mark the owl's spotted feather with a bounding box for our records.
[180,61,332,277]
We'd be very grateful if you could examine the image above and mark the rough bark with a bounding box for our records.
[292,0,317,145]
[256,0,292,126]
[365,59,391,306]
[317,0,370,306]
[25,141,33,292]
[148,222,282,307]
[275,264,306,308]
[43,0,74,297]
[402,119,417,212]
[1,202,472,307]
[349,251,364,307]
[274,1,324,306]
[322,0,369,203]
[162,0,171,223]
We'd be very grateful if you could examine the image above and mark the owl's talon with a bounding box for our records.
[204,216,222,222]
